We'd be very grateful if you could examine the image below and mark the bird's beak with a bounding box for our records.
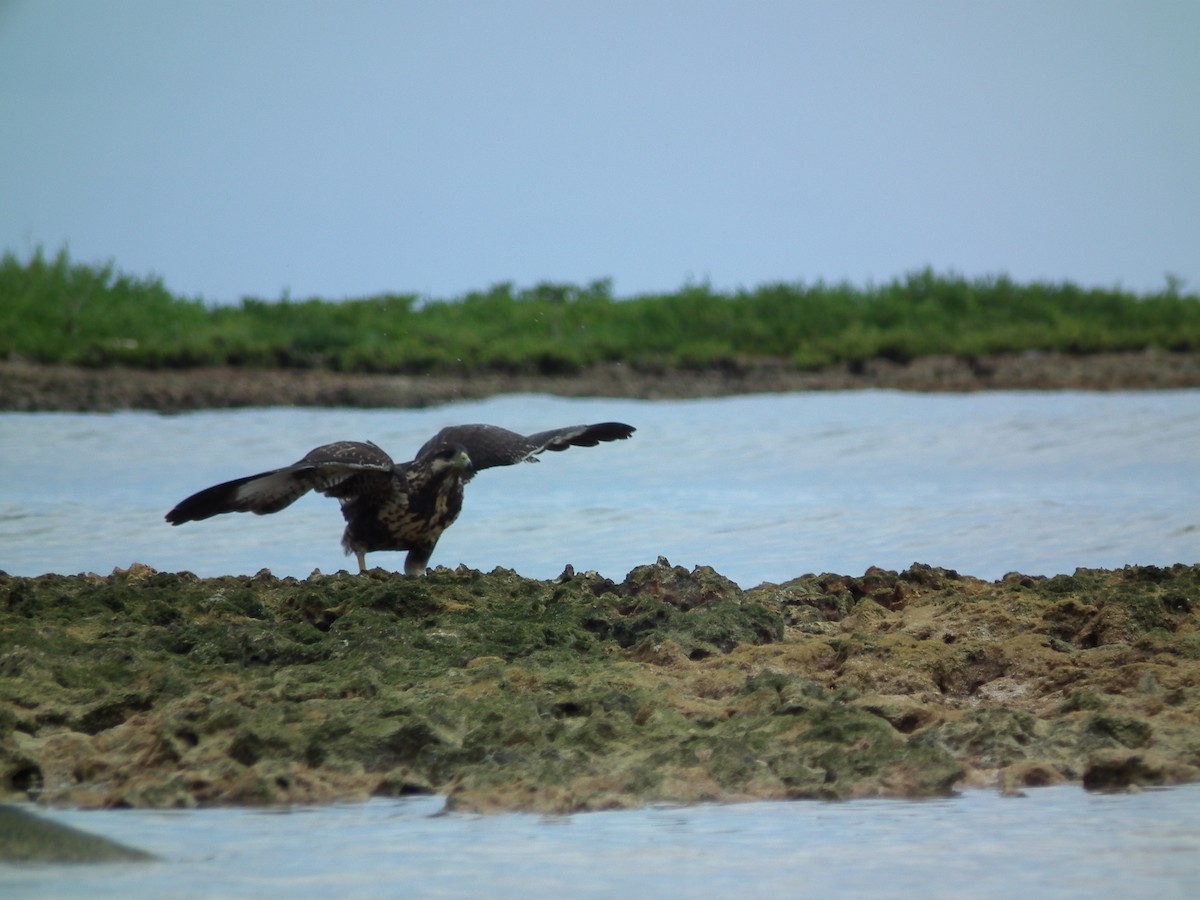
[457,450,474,473]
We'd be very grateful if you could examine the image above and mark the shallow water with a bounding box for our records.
[1,391,1197,584]
[2,391,1200,896]
[4,785,1200,898]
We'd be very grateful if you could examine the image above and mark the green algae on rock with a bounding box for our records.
[1,560,1198,814]
[0,804,154,863]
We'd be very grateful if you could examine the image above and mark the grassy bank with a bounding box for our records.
[3,249,1199,375]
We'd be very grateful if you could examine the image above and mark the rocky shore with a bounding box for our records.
[3,349,1200,413]
[3,561,1198,817]
[3,354,1198,861]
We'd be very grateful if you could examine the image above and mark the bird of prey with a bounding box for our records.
[165,422,635,575]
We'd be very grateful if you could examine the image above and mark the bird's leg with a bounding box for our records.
[404,548,431,577]
[356,550,367,574]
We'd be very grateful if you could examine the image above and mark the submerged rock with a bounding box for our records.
[1,562,1198,813]
[0,804,154,863]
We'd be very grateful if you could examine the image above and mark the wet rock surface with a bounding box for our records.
[2,560,1198,814]
[0,804,155,863]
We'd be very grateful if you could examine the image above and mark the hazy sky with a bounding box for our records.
[1,0,1197,303]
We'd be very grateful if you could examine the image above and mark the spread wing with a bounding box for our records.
[165,440,395,524]
[414,422,635,470]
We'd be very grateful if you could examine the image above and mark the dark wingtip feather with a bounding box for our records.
[593,421,635,440]
[164,490,227,525]
[164,474,257,525]
[569,422,636,447]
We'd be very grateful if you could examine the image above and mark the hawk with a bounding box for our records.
[165,422,635,575]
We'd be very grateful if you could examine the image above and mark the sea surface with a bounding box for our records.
[2,390,1199,897]
[1,390,1197,584]
[3,785,1200,898]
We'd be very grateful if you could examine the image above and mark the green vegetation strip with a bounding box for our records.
[3,560,1198,814]
[4,249,1199,374]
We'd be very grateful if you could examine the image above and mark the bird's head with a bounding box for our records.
[426,443,475,481]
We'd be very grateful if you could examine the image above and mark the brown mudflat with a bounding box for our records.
[2,349,1199,413]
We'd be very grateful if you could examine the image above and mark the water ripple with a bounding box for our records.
[1,391,1198,583]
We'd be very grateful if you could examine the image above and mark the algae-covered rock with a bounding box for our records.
[0,804,154,863]
[2,561,1199,813]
